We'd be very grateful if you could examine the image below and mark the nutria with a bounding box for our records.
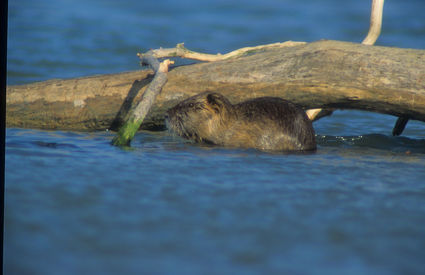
[166,92,316,151]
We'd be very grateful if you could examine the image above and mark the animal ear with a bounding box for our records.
[206,93,225,113]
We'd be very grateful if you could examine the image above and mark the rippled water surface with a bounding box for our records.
[5,0,425,274]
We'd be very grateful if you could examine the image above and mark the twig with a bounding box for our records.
[362,0,385,45]
[306,108,334,121]
[111,52,173,146]
[141,41,305,62]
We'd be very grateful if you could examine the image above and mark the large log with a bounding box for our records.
[6,40,425,131]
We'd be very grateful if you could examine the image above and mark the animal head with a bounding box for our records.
[166,92,232,142]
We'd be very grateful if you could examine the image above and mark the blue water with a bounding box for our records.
[5,0,425,274]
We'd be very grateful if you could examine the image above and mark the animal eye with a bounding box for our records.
[188,103,194,108]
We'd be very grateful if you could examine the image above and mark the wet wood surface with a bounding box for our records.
[6,40,425,131]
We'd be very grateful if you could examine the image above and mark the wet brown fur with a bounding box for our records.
[166,92,316,151]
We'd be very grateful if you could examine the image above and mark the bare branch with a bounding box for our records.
[111,53,174,146]
[139,41,305,62]
[362,0,385,45]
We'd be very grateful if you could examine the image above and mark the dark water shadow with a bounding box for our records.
[32,141,79,150]
[317,134,425,154]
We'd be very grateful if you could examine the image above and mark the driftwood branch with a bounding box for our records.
[147,41,306,62]
[362,0,385,45]
[6,40,425,132]
[111,51,173,146]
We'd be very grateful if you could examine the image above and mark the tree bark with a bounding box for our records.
[6,40,425,131]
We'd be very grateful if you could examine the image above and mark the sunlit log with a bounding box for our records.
[6,40,425,131]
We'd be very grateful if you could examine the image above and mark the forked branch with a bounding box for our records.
[140,41,305,62]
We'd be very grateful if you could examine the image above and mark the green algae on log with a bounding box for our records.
[111,56,172,146]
